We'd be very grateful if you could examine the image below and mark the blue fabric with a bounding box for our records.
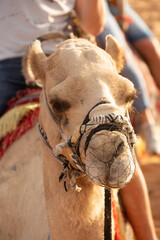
[108,3,154,43]
[0,57,28,116]
[96,2,151,112]
[48,234,50,240]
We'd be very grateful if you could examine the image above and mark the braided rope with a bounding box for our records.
[80,113,136,149]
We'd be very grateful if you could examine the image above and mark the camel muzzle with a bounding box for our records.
[79,127,135,189]
[38,88,136,190]
[77,113,136,189]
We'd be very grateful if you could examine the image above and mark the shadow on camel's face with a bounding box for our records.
[23,36,137,189]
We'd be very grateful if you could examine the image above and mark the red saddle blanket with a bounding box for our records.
[0,89,41,159]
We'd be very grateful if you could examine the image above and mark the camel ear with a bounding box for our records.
[22,40,48,87]
[105,35,124,73]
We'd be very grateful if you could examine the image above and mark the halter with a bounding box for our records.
[38,88,136,191]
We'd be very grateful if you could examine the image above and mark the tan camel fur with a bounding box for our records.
[0,127,49,240]
[0,36,136,240]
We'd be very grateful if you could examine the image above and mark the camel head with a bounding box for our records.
[23,35,137,190]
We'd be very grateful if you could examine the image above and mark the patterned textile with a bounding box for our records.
[0,102,40,140]
[112,190,122,240]
[0,89,41,159]
[112,190,135,240]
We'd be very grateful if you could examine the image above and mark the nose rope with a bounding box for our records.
[82,113,137,154]
[91,114,136,145]
[84,124,124,155]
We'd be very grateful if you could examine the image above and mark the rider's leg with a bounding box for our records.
[121,56,160,154]
[120,157,157,240]
[132,37,160,90]
[0,57,27,117]
[123,3,160,90]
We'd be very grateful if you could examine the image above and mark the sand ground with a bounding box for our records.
[128,0,160,237]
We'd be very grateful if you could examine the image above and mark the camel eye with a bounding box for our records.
[49,97,71,113]
[125,88,137,103]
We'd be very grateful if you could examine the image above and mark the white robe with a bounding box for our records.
[0,0,75,60]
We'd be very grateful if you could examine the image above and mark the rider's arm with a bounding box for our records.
[115,0,127,31]
[74,0,106,36]
[116,0,125,17]
[108,0,126,16]
[120,157,157,240]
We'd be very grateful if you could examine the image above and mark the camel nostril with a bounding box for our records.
[112,141,124,159]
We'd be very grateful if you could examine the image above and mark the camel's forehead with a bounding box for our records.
[45,39,136,114]
[55,39,115,70]
[57,38,98,53]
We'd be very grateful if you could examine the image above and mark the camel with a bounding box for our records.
[0,35,137,240]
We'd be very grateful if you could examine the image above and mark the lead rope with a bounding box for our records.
[105,189,113,240]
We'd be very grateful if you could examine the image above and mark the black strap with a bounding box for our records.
[84,124,123,154]
[82,101,110,125]
[104,189,112,240]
